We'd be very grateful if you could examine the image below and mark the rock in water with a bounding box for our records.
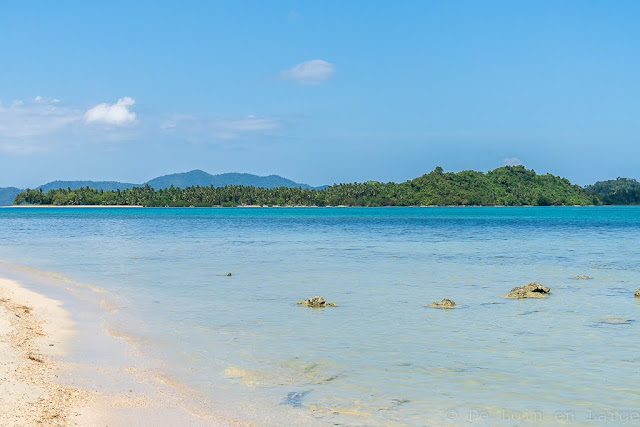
[427,298,456,308]
[504,282,551,298]
[573,275,592,280]
[282,390,311,407]
[297,296,336,308]
[635,286,640,297]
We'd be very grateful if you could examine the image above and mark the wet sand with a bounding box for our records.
[0,277,247,426]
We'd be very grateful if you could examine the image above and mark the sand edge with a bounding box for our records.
[0,274,252,427]
[0,277,92,425]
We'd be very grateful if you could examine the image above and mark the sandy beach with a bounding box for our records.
[0,277,87,425]
[0,276,246,427]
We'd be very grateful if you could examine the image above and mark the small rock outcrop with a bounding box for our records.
[427,298,456,308]
[504,282,550,298]
[635,286,640,297]
[573,275,592,280]
[297,296,336,308]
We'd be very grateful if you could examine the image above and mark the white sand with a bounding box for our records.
[0,277,247,426]
[0,277,85,425]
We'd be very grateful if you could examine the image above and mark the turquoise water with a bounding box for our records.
[1,206,640,425]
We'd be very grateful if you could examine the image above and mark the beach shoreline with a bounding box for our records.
[0,277,90,425]
[0,272,246,426]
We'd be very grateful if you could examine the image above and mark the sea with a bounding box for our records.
[1,206,639,425]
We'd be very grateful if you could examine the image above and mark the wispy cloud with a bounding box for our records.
[161,114,281,141]
[281,60,335,85]
[504,157,524,166]
[84,97,137,125]
[0,97,82,153]
[34,95,60,104]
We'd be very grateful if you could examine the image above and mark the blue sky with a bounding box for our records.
[1,1,639,187]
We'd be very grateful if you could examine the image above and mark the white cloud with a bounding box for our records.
[504,157,524,166]
[281,59,335,85]
[0,96,141,153]
[84,97,137,125]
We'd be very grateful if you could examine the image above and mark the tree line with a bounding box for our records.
[13,166,604,207]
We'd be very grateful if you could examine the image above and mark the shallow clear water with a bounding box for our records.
[1,206,640,425]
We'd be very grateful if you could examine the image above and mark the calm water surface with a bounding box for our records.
[1,206,639,425]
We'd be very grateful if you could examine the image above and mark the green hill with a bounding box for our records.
[0,187,22,206]
[145,170,214,188]
[319,166,598,206]
[212,172,318,189]
[146,170,318,189]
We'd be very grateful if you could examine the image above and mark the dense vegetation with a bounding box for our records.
[14,166,601,207]
[584,178,640,205]
[597,189,640,205]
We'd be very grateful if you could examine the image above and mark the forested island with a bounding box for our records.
[14,166,605,207]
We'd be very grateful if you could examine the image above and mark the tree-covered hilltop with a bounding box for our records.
[585,177,640,195]
[584,177,640,205]
[14,166,600,207]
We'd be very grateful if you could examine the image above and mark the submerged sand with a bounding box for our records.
[0,276,247,426]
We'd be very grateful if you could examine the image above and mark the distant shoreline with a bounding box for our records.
[4,204,546,209]
[3,205,145,208]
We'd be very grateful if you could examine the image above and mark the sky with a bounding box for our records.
[1,1,639,188]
